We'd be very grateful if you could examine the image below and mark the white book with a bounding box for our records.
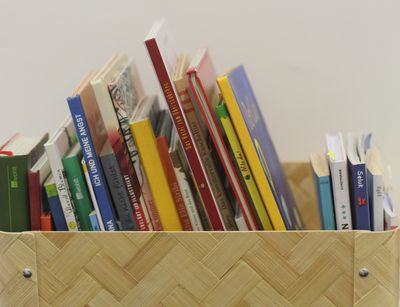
[234,203,249,231]
[30,154,51,185]
[383,192,398,230]
[82,158,105,231]
[44,117,79,231]
[326,133,353,230]
[366,148,384,231]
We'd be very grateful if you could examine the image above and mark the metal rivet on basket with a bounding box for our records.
[359,268,369,278]
[22,268,32,279]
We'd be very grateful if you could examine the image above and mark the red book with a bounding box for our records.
[187,48,259,230]
[40,212,53,231]
[28,171,41,230]
[157,136,193,231]
[145,20,225,230]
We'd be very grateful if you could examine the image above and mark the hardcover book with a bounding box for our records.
[145,20,227,230]
[67,71,118,231]
[43,174,68,231]
[310,153,336,230]
[220,65,303,230]
[0,133,49,231]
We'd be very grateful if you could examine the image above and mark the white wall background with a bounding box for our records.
[1,0,400,196]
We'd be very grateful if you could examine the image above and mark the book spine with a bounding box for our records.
[44,183,68,231]
[0,156,30,231]
[82,159,105,231]
[62,154,94,231]
[314,175,336,230]
[67,96,117,231]
[145,38,225,230]
[45,144,79,231]
[110,83,157,230]
[28,170,41,230]
[131,119,183,230]
[157,136,193,231]
[170,149,203,230]
[348,163,370,230]
[100,152,137,230]
[329,160,353,230]
[40,212,52,231]
[368,170,384,231]
[89,211,101,231]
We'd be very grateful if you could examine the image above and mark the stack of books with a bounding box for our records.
[0,19,333,232]
[311,133,398,231]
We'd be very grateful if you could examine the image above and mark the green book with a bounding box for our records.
[0,133,49,231]
[62,143,93,230]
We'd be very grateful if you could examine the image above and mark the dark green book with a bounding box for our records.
[0,133,48,231]
[62,143,93,231]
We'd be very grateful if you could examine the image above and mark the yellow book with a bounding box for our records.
[130,115,183,231]
[215,102,273,230]
[217,74,286,230]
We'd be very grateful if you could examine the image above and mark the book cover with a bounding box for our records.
[91,54,150,231]
[40,212,52,231]
[45,117,80,231]
[130,117,183,230]
[366,148,384,231]
[326,133,353,230]
[89,210,101,231]
[108,59,157,230]
[145,19,226,230]
[216,101,272,230]
[43,174,68,231]
[220,65,303,230]
[82,159,105,231]
[0,133,49,231]
[62,143,94,231]
[310,153,336,230]
[157,135,192,231]
[188,49,260,230]
[67,71,118,231]
[347,134,370,230]
[100,141,137,231]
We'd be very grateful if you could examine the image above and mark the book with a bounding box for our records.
[28,154,51,230]
[145,20,227,230]
[62,143,94,231]
[43,174,68,231]
[310,153,336,230]
[40,212,52,231]
[0,133,49,231]
[216,101,272,230]
[82,159,105,231]
[67,71,118,231]
[108,59,157,230]
[234,203,249,231]
[218,65,303,230]
[91,54,149,231]
[45,117,80,231]
[347,134,370,230]
[99,141,137,230]
[170,135,203,231]
[365,148,384,231]
[188,49,262,231]
[157,135,193,231]
[326,133,353,230]
[383,192,398,230]
[130,97,183,231]
[89,210,101,231]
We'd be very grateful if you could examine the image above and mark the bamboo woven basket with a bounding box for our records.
[0,162,398,307]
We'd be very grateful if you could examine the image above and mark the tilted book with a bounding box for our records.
[326,133,353,230]
[67,71,118,231]
[43,174,68,231]
[145,20,227,230]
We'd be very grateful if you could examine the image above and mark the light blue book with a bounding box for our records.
[310,153,336,230]
[89,211,101,231]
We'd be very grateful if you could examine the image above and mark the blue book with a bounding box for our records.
[227,65,303,230]
[347,134,370,230]
[310,153,336,230]
[44,175,68,231]
[67,93,118,231]
[89,211,101,231]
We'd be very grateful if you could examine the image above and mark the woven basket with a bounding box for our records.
[0,162,398,307]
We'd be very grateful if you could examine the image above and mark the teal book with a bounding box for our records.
[62,143,94,231]
[310,153,336,230]
[0,133,49,231]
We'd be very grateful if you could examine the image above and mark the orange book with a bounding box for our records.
[157,136,193,231]
[40,213,53,231]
